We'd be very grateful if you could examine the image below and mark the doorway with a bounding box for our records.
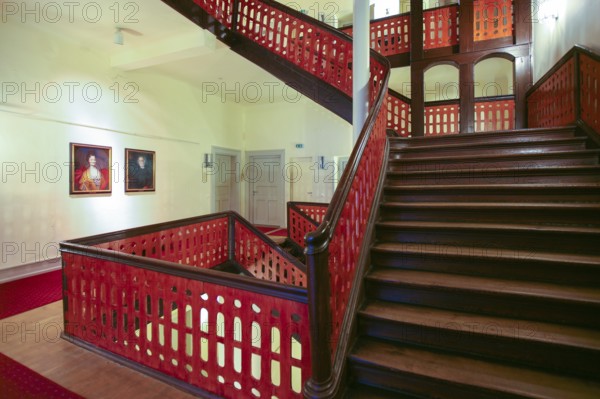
[211,147,241,213]
[245,150,285,227]
[290,156,315,202]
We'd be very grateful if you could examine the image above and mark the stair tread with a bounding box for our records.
[366,269,600,305]
[360,301,600,351]
[377,220,600,234]
[346,385,414,398]
[380,202,600,211]
[387,165,600,176]
[372,242,600,266]
[350,338,600,398]
[384,182,600,191]
[389,126,577,145]
[388,149,600,164]
[390,136,587,153]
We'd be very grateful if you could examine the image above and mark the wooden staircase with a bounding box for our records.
[347,126,600,398]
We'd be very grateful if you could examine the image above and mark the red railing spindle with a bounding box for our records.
[475,98,516,132]
[423,5,459,50]
[473,0,514,41]
[527,58,576,128]
[193,0,235,28]
[424,101,460,135]
[387,91,412,137]
[339,13,411,58]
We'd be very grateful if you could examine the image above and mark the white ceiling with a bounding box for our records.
[1,0,297,101]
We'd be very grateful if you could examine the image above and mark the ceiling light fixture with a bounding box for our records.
[114,27,124,45]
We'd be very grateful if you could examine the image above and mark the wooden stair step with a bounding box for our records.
[387,165,600,185]
[371,242,600,285]
[345,385,417,398]
[388,150,600,172]
[349,338,600,399]
[359,301,600,378]
[379,202,600,226]
[383,183,600,203]
[390,137,587,159]
[366,269,600,327]
[389,127,577,149]
[375,220,600,255]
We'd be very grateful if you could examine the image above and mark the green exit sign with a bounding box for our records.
[295,144,304,149]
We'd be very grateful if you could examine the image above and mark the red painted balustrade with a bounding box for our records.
[286,202,327,248]
[423,5,460,50]
[387,90,412,137]
[61,212,310,399]
[424,101,460,135]
[341,13,411,58]
[475,97,515,132]
[528,46,600,138]
[473,0,514,41]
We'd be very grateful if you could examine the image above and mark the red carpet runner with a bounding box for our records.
[0,269,63,320]
[0,352,83,399]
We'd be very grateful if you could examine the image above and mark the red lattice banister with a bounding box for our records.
[287,202,327,248]
[424,100,460,135]
[387,89,412,137]
[340,13,411,57]
[473,0,514,41]
[527,45,600,143]
[423,5,460,50]
[475,96,515,132]
[61,211,310,399]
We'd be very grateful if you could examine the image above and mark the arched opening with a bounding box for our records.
[423,64,460,135]
[474,56,516,131]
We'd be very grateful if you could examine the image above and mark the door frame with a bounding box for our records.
[211,146,242,214]
[245,149,285,226]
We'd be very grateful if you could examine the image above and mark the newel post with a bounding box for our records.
[304,223,333,399]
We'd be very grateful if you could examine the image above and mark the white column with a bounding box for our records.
[352,0,370,143]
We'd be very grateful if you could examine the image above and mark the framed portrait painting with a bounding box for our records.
[70,143,112,195]
[125,149,156,192]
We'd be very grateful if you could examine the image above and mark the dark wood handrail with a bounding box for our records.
[526,45,599,98]
[475,95,516,103]
[60,241,308,303]
[339,10,411,31]
[287,202,323,228]
[388,87,412,104]
[425,98,461,107]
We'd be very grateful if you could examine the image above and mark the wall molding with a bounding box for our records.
[0,258,62,284]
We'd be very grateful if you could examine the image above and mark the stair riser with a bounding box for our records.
[350,364,517,399]
[365,282,600,328]
[359,317,600,380]
[384,189,600,203]
[387,173,600,185]
[379,207,600,226]
[389,155,599,172]
[375,228,600,255]
[388,130,576,149]
[371,250,600,286]
[390,142,586,159]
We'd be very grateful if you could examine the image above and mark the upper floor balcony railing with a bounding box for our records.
[340,0,515,58]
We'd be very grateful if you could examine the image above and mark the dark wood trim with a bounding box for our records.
[60,242,308,304]
[577,120,600,149]
[474,95,516,103]
[228,214,236,260]
[473,37,515,52]
[413,44,530,68]
[515,54,532,128]
[423,45,460,59]
[410,0,425,138]
[459,0,474,53]
[62,334,223,399]
[230,34,353,123]
[232,212,307,273]
[514,0,533,46]
[526,47,578,96]
[460,63,476,133]
[388,88,412,104]
[387,53,411,68]
[410,0,424,61]
[320,140,391,399]
[67,212,231,246]
[424,99,461,107]
[339,10,411,31]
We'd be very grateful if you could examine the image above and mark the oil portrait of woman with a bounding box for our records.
[70,143,112,194]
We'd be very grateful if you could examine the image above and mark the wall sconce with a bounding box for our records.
[539,0,559,24]
[203,153,213,168]
[317,156,325,169]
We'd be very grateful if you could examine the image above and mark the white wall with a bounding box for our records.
[242,97,353,216]
[0,21,244,272]
[533,0,600,82]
